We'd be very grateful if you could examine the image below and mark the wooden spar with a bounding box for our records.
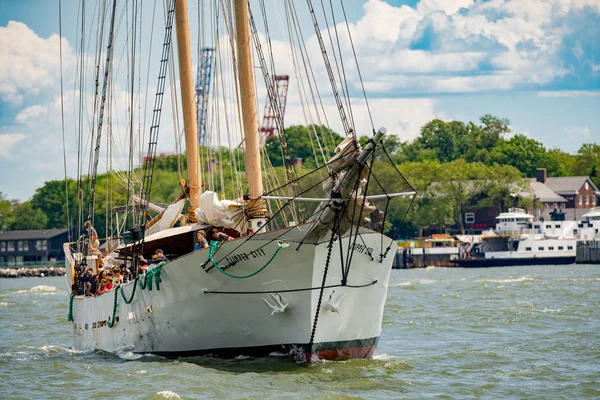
[175,0,201,209]
[234,0,263,199]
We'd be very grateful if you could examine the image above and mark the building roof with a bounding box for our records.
[528,179,568,203]
[0,229,68,241]
[544,176,599,195]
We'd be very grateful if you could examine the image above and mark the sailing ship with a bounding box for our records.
[63,0,414,361]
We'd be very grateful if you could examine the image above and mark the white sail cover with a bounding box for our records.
[194,191,245,230]
[145,199,187,236]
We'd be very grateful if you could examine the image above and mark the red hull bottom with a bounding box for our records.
[151,337,379,362]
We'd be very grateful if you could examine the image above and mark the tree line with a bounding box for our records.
[1,116,598,238]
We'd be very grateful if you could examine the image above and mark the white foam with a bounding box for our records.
[15,285,60,294]
[396,279,436,286]
[116,351,143,360]
[156,391,181,399]
[479,277,534,284]
[539,308,562,313]
[40,345,87,355]
[0,301,10,307]
[373,353,397,361]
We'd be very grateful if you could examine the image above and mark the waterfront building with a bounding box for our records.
[0,229,68,267]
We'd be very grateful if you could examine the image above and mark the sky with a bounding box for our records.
[0,0,599,201]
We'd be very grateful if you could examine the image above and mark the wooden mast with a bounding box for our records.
[175,0,201,209]
[234,0,263,199]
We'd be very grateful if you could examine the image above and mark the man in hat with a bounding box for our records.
[140,249,168,267]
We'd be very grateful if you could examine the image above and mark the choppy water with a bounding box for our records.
[1,265,599,399]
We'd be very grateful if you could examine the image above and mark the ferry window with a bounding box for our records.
[558,246,564,250]
[0,242,4,252]
[538,247,544,250]
[525,247,532,251]
[549,247,554,250]
[555,224,560,228]
[7,241,15,252]
[568,246,573,250]
[465,213,475,224]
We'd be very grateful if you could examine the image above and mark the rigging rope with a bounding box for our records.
[59,0,71,243]
[305,0,351,136]
[88,0,118,221]
[309,221,337,353]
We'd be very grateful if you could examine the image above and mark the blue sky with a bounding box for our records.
[0,0,599,201]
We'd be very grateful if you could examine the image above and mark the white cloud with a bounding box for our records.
[0,21,73,105]
[15,105,48,125]
[564,125,591,140]
[417,0,475,16]
[537,90,600,97]
[0,133,27,157]
[311,0,600,95]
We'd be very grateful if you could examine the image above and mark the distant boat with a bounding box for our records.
[452,208,578,267]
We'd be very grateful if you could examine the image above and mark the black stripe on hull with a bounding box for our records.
[452,256,576,268]
[147,337,379,361]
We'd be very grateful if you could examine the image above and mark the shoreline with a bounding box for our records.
[0,267,66,278]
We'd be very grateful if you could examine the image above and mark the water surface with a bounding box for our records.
[1,265,598,399]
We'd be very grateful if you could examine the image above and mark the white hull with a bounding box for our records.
[66,226,394,360]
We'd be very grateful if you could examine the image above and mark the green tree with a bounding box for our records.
[490,134,561,177]
[31,179,78,229]
[572,143,600,187]
[266,125,343,169]
[0,192,12,231]
[7,202,48,230]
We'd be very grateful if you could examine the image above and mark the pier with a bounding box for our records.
[393,247,458,269]
[576,241,600,264]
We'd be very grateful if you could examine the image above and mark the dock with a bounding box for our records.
[576,241,600,264]
[393,247,458,269]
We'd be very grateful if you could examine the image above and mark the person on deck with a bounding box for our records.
[139,249,168,268]
[212,229,233,242]
[194,230,209,251]
[80,267,94,296]
[84,220,98,241]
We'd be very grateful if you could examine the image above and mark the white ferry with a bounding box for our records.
[453,208,578,267]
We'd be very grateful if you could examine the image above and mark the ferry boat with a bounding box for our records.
[453,208,578,267]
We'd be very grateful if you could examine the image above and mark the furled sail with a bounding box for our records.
[194,191,246,231]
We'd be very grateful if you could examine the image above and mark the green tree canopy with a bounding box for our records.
[7,202,49,231]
